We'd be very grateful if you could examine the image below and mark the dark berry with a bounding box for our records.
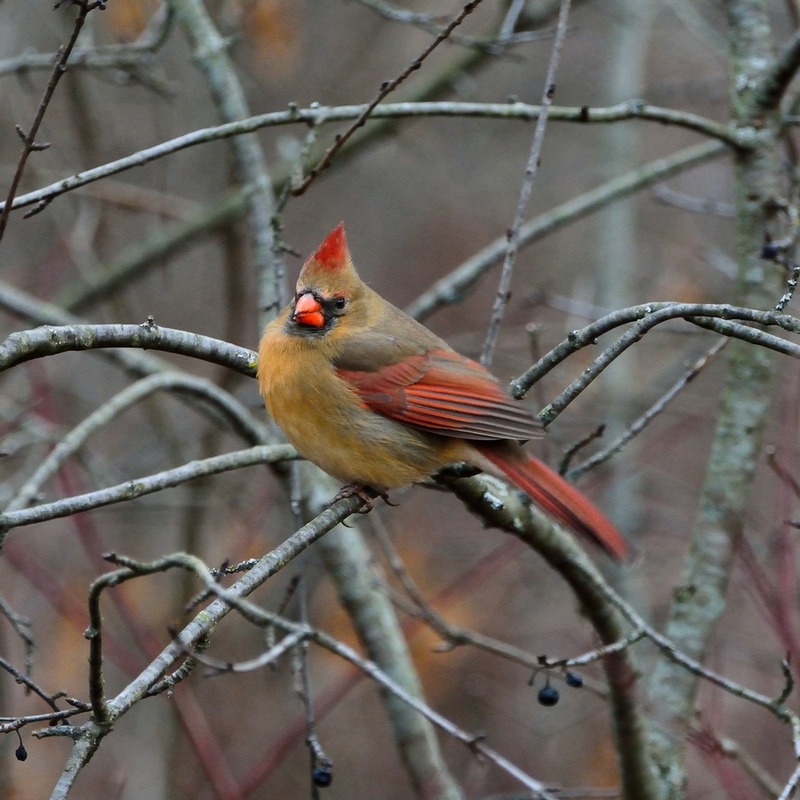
[15,743,28,762]
[537,684,560,707]
[312,765,332,787]
[565,671,583,688]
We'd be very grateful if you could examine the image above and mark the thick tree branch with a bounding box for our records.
[437,472,659,800]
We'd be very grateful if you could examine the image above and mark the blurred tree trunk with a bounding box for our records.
[646,1,784,793]
[592,2,654,539]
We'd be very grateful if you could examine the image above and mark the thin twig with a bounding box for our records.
[568,338,728,479]
[110,551,558,798]
[0,597,35,680]
[186,630,305,674]
[0,704,89,734]
[58,188,250,313]
[372,517,547,669]
[0,0,105,241]
[291,0,487,196]
[767,449,800,499]
[710,731,783,797]
[406,140,726,322]
[0,656,67,714]
[6,372,269,513]
[353,0,446,26]
[0,4,172,87]
[295,572,332,794]
[558,425,606,476]
[481,0,571,367]
[651,184,735,216]
[355,0,550,50]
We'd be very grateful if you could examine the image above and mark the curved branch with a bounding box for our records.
[437,472,659,800]
[509,302,800,422]
[0,322,257,378]
[0,444,296,536]
[39,495,363,797]
[406,140,726,322]
[0,102,741,217]
[0,5,173,83]
[6,372,269,513]
[95,550,557,798]
[752,28,800,112]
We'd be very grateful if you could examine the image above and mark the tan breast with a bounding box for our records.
[258,320,459,489]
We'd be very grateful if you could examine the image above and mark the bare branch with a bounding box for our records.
[291,0,489,196]
[0,597,34,679]
[509,302,800,422]
[5,372,269,514]
[39,496,365,792]
[0,0,105,241]
[568,339,728,479]
[0,322,257,378]
[752,27,800,112]
[0,4,173,90]
[0,103,738,218]
[437,472,659,800]
[481,0,571,366]
[0,444,296,535]
[117,550,558,798]
[406,140,726,322]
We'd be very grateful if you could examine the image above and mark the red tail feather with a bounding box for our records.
[476,446,627,560]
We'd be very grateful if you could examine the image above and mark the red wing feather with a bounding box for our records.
[337,350,542,442]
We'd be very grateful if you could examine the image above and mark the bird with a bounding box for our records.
[257,223,627,559]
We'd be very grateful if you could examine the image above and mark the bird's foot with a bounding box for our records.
[330,484,397,512]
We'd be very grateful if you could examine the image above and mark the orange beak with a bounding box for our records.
[293,292,325,328]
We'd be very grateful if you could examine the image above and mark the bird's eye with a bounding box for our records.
[333,297,347,312]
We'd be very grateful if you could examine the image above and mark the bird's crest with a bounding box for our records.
[312,222,348,270]
[297,223,361,295]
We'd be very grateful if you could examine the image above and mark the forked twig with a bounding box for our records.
[0,0,106,241]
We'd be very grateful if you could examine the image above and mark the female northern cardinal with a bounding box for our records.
[258,224,626,559]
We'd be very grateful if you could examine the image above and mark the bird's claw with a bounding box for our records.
[381,492,399,507]
[330,484,396,512]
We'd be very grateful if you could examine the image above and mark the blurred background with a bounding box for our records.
[0,1,796,798]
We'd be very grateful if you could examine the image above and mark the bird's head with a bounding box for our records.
[288,223,363,335]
